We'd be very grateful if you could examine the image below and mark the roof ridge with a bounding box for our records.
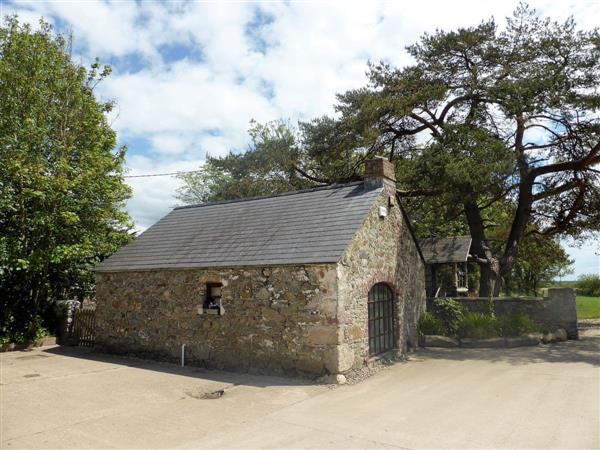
[174,181,365,210]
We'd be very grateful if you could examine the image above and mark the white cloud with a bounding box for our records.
[149,133,195,156]
[563,240,600,280]
[124,155,204,231]
[6,1,187,61]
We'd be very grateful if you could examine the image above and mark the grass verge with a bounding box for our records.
[577,296,600,319]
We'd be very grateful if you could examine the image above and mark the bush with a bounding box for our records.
[0,316,49,345]
[577,274,600,296]
[432,298,465,335]
[457,312,500,339]
[498,312,539,337]
[418,312,445,335]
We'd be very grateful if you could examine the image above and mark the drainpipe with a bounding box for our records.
[181,343,186,367]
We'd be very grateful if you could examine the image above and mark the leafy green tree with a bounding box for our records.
[0,17,133,342]
[577,274,600,296]
[505,234,573,295]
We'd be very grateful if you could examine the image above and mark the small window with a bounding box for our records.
[203,282,223,315]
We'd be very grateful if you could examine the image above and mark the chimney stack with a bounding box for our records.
[364,156,396,193]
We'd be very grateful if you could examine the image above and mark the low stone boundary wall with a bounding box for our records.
[426,288,578,339]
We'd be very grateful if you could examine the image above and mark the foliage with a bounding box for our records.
[577,274,600,296]
[429,307,543,338]
[576,296,600,319]
[498,312,540,337]
[176,120,317,204]
[418,312,445,335]
[505,234,573,296]
[431,298,465,335]
[456,312,501,339]
[0,317,48,345]
[0,17,133,343]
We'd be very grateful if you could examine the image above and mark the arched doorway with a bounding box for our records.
[368,283,395,355]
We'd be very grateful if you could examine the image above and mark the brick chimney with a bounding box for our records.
[364,156,396,194]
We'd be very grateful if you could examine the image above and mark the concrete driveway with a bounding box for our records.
[2,331,598,449]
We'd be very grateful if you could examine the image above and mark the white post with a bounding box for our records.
[181,343,186,368]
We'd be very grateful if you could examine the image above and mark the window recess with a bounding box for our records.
[199,282,224,315]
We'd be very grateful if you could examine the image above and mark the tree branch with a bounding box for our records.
[532,179,585,202]
[437,95,473,124]
[396,188,442,197]
[409,113,441,138]
[539,185,588,236]
[523,123,564,143]
[293,166,330,184]
[529,141,600,178]
[384,123,430,137]
[479,184,519,210]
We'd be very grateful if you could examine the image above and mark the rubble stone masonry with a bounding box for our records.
[95,264,339,376]
[337,193,426,370]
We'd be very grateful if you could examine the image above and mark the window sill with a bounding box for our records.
[197,306,224,316]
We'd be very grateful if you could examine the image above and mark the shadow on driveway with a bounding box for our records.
[40,345,317,388]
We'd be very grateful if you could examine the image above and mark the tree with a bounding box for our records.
[0,17,133,342]
[505,234,573,295]
[177,5,600,297]
[304,4,600,295]
[577,274,600,296]
[176,120,317,203]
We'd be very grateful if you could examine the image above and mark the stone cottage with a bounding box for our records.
[94,157,426,377]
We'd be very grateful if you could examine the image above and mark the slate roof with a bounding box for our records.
[419,236,472,264]
[95,182,383,272]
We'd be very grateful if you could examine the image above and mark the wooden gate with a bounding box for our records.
[73,306,96,347]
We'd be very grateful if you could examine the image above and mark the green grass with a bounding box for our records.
[576,296,600,319]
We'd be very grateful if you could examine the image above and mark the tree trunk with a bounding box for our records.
[479,260,501,297]
[495,116,535,296]
[463,201,501,297]
[498,177,535,296]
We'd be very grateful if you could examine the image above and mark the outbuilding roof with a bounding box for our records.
[419,235,472,264]
[95,182,383,272]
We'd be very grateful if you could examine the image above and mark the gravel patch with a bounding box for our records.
[344,354,400,385]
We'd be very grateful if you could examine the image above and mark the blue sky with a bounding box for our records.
[3,0,599,278]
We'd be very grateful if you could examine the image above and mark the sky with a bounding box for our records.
[2,0,599,279]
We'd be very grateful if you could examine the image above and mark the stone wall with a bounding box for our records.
[337,191,426,371]
[426,288,578,339]
[95,264,339,376]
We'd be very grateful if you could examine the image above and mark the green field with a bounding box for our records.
[577,296,600,319]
